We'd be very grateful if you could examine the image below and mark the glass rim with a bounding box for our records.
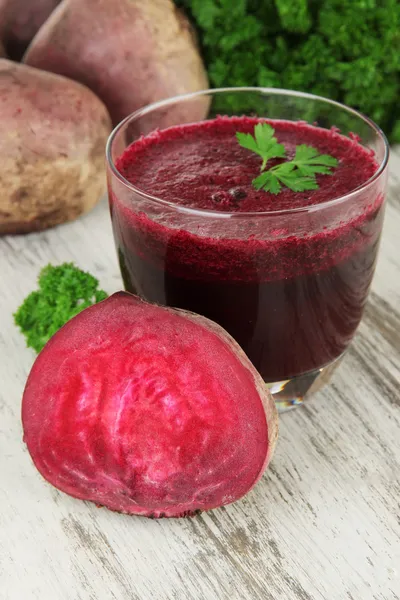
[106,86,390,219]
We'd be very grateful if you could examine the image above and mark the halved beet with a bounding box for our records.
[22,292,278,517]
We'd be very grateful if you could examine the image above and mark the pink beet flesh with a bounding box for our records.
[22,292,277,517]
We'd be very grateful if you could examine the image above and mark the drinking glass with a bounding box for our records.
[106,88,389,411]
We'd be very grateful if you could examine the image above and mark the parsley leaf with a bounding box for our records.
[237,123,338,194]
[292,145,339,176]
[236,123,286,170]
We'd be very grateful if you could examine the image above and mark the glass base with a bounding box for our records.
[266,355,344,412]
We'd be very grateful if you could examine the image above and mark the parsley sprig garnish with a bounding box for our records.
[236,123,338,194]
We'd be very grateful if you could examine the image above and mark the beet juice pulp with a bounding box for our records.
[108,108,387,401]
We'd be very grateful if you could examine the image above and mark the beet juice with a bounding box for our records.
[107,96,388,408]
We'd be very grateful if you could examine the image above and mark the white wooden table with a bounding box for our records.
[1,151,400,600]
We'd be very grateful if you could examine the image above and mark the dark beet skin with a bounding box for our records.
[0,0,60,60]
[110,116,385,382]
[23,0,208,128]
[0,59,111,235]
[22,293,278,517]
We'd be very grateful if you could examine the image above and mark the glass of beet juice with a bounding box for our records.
[106,88,389,411]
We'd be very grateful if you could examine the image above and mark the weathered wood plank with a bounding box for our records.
[1,150,399,600]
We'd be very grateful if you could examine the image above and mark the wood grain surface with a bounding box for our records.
[1,151,399,600]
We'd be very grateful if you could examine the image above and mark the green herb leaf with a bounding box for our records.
[237,123,338,194]
[14,263,108,353]
[236,123,286,170]
[277,174,320,193]
[293,144,338,165]
[252,171,283,194]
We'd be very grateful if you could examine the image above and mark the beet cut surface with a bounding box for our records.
[22,292,278,517]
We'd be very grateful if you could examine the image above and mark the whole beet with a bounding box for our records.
[24,0,209,128]
[0,60,112,234]
[0,0,60,58]
[22,292,278,518]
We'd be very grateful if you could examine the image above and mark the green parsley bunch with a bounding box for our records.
[176,0,400,141]
[14,263,108,353]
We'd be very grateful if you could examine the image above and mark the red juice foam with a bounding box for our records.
[110,116,385,382]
